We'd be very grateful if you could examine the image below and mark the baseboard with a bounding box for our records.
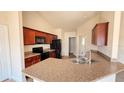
[111,58,119,62]
[11,74,25,82]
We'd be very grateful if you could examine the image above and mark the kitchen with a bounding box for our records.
[22,11,124,82]
[1,11,124,82]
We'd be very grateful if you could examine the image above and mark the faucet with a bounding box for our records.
[78,50,91,64]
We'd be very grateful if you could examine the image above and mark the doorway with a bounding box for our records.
[69,37,76,58]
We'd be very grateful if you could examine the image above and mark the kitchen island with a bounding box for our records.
[22,53,124,82]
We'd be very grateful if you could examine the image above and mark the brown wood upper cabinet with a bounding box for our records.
[35,31,46,37]
[23,27,35,45]
[92,22,109,46]
[23,27,57,45]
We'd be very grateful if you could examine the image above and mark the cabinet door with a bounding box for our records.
[23,27,35,45]
[25,57,33,68]
[92,22,108,46]
[46,34,52,44]
[46,34,57,44]
[96,23,108,46]
[33,55,41,64]
[35,31,46,37]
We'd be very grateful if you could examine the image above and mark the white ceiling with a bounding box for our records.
[38,11,98,31]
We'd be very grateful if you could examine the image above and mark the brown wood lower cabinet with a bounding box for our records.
[25,52,56,68]
[25,55,40,68]
[49,51,56,58]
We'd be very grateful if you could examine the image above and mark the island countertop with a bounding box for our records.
[22,53,124,82]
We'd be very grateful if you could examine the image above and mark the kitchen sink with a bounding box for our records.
[71,58,98,64]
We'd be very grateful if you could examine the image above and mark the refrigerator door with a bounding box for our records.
[51,39,62,58]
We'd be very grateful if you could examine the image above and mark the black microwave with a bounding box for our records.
[35,36,46,44]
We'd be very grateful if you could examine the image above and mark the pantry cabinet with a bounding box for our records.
[92,22,109,46]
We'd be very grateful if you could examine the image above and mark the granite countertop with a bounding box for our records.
[25,49,55,59]
[23,53,124,82]
[25,52,41,59]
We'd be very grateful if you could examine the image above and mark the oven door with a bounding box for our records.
[41,52,49,60]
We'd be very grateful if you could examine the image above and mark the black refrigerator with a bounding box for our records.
[50,39,62,59]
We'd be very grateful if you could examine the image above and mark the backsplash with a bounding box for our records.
[24,44,50,52]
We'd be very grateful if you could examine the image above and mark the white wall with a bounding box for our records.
[23,12,57,52]
[7,12,25,81]
[54,28,63,39]
[76,14,100,55]
[118,12,124,63]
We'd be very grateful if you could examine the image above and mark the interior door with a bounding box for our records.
[0,25,10,81]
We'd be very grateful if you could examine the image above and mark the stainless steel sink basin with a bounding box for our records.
[71,58,89,64]
[71,58,98,64]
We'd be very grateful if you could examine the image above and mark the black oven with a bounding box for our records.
[35,36,46,44]
[32,47,49,61]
